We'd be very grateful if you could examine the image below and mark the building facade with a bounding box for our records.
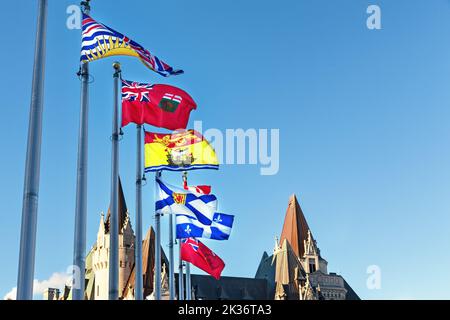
[57,179,168,300]
[52,190,358,300]
[255,195,359,300]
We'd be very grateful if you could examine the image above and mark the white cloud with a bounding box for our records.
[4,272,71,300]
[4,287,16,300]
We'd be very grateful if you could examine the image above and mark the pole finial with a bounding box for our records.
[113,61,121,70]
[113,62,121,78]
[81,0,91,13]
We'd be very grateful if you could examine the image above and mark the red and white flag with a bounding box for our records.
[121,79,196,130]
[183,180,211,195]
[181,238,225,280]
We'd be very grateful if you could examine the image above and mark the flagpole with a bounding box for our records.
[135,124,143,300]
[182,171,191,300]
[168,207,175,300]
[178,240,184,300]
[185,262,191,300]
[154,171,162,300]
[16,0,48,300]
[108,62,121,300]
[72,0,90,301]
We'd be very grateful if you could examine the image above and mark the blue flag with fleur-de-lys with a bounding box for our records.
[155,178,234,240]
[176,212,234,240]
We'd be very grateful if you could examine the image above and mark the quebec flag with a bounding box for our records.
[155,178,234,240]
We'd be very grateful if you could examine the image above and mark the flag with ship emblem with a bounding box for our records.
[121,79,197,129]
[81,14,183,77]
[181,238,225,280]
[144,130,219,172]
[155,178,234,240]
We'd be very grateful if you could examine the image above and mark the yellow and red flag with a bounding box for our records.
[144,130,219,172]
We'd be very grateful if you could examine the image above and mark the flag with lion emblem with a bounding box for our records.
[144,130,219,172]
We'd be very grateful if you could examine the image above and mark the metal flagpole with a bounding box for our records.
[178,240,184,300]
[168,208,175,300]
[182,171,191,300]
[185,261,191,300]
[72,0,90,301]
[108,62,121,300]
[16,0,48,300]
[135,124,143,300]
[154,171,162,300]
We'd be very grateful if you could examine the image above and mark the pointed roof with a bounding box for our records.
[254,251,271,278]
[122,226,169,299]
[273,239,305,300]
[275,239,305,285]
[279,194,311,259]
[97,213,105,236]
[105,177,128,234]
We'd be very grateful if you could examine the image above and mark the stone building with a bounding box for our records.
[254,195,359,300]
[181,194,359,300]
[43,288,60,300]
[59,179,168,300]
[54,190,358,300]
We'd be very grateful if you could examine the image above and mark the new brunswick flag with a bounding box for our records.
[144,130,219,172]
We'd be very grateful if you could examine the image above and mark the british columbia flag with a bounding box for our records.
[81,14,183,77]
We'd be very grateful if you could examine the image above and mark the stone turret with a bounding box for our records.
[91,177,135,299]
[303,230,327,274]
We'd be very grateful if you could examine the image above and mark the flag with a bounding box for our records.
[176,212,234,240]
[121,79,197,130]
[81,14,183,77]
[145,130,219,172]
[183,179,211,195]
[181,238,225,280]
[155,178,234,240]
[156,178,217,221]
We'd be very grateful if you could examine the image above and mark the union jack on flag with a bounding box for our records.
[182,238,199,252]
[81,14,183,77]
[121,80,153,102]
[180,237,225,280]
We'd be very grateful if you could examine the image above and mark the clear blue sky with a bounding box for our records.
[2,0,450,300]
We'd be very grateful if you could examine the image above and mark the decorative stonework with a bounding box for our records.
[271,195,354,300]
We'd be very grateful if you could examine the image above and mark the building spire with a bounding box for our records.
[273,236,280,253]
[96,212,105,248]
[105,176,128,234]
[279,194,312,259]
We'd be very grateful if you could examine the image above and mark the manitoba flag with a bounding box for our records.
[121,79,197,130]
[181,238,225,280]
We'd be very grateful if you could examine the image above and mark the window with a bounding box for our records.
[309,259,316,272]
